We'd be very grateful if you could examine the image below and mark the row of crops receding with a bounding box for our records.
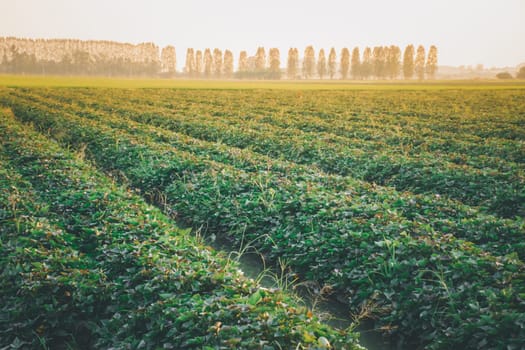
[17,87,524,218]
[1,86,524,349]
[0,109,362,349]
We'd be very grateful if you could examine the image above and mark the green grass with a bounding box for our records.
[1,74,525,90]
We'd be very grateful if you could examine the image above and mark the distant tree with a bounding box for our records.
[415,45,426,80]
[361,47,372,79]
[161,46,176,75]
[426,45,438,79]
[255,47,266,74]
[72,50,92,75]
[351,47,361,79]
[0,37,169,77]
[268,48,281,79]
[403,44,415,79]
[204,48,212,78]
[317,49,327,79]
[184,48,195,76]
[60,53,73,75]
[517,66,525,79]
[496,72,513,79]
[340,47,350,80]
[372,46,387,79]
[386,45,401,79]
[287,48,299,79]
[223,50,234,78]
[195,50,203,77]
[238,51,248,73]
[303,45,315,79]
[328,47,337,79]
[213,48,223,78]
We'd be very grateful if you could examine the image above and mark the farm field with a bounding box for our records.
[1,79,525,349]
[0,107,361,349]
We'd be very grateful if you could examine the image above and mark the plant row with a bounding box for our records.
[4,94,525,349]
[0,110,360,349]
[70,87,525,161]
[23,88,524,218]
[6,92,525,262]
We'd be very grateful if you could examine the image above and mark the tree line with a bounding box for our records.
[0,37,175,77]
[1,37,438,79]
[183,44,437,80]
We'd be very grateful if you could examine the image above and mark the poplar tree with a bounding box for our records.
[517,66,525,79]
[361,47,372,79]
[255,47,266,74]
[204,48,212,78]
[287,48,298,79]
[185,48,195,77]
[351,47,361,79]
[160,45,176,75]
[415,45,426,80]
[317,49,327,79]
[195,50,203,77]
[387,45,401,79]
[303,45,315,79]
[238,51,248,73]
[373,46,387,79]
[268,48,281,79]
[328,47,337,79]
[426,45,438,79]
[213,48,223,78]
[340,47,350,80]
[223,50,234,78]
[403,44,415,79]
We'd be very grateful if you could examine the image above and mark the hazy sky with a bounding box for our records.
[1,0,524,68]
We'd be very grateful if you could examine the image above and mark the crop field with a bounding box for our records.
[1,80,524,349]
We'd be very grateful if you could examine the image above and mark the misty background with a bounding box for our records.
[0,0,523,69]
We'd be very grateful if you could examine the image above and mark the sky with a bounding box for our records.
[0,0,524,68]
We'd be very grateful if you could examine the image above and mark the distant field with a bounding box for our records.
[1,79,524,349]
[1,74,525,89]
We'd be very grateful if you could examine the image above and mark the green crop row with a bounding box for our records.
[70,87,525,143]
[6,91,524,263]
[23,87,523,218]
[3,93,525,349]
[0,110,361,349]
[66,87,525,163]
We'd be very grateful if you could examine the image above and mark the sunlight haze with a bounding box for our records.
[1,0,523,68]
